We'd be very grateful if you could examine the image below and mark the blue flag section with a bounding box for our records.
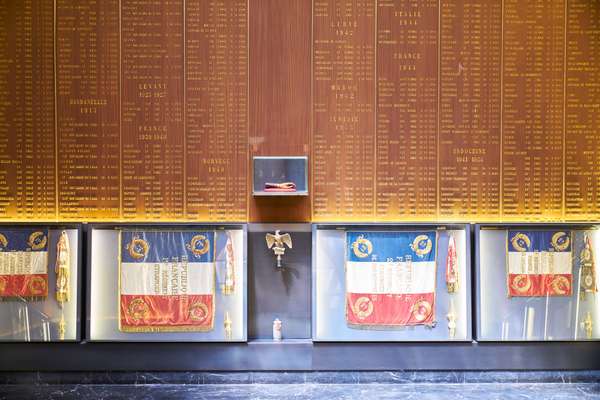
[121,231,215,263]
[0,229,49,252]
[346,231,437,263]
[508,230,572,253]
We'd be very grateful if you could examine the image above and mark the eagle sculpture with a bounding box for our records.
[265,230,292,268]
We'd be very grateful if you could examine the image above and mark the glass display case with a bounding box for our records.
[476,224,600,341]
[88,224,247,341]
[312,224,471,341]
[252,156,308,196]
[248,223,312,340]
[0,225,81,341]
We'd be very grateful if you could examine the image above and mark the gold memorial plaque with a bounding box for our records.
[0,1,598,223]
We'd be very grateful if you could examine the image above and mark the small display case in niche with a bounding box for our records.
[88,224,247,342]
[0,224,81,342]
[312,224,472,341]
[476,224,600,341]
[253,156,308,196]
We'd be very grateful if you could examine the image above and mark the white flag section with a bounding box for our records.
[346,260,436,295]
[0,252,48,276]
[120,262,213,296]
[507,252,572,275]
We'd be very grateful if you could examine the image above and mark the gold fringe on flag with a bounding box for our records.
[55,231,70,304]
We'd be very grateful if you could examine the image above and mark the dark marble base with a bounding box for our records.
[1,383,600,400]
[1,372,600,400]
[1,370,599,385]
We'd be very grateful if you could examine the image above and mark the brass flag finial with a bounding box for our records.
[582,312,593,339]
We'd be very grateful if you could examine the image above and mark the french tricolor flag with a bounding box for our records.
[507,230,572,297]
[119,230,215,332]
[0,229,48,298]
[346,231,437,327]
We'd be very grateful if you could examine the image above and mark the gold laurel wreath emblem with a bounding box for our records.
[351,235,373,258]
[511,233,531,252]
[352,296,374,320]
[28,276,46,296]
[411,299,433,322]
[128,298,150,323]
[27,232,47,251]
[189,302,210,322]
[550,275,570,295]
[0,233,7,250]
[411,235,432,257]
[511,274,532,293]
[551,232,570,252]
[187,235,210,257]
[127,237,149,260]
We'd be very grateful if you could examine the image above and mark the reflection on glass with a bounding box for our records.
[253,157,308,195]
[90,227,247,342]
[478,227,599,341]
[313,226,470,341]
[0,228,79,341]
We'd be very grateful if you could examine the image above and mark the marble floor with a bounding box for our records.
[0,382,599,400]
[1,372,599,399]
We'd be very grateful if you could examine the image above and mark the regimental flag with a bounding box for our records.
[119,230,216,332]
[0,229,49,298]
[507,230,573,297]
[345,231,437,327]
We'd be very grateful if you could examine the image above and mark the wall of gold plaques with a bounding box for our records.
[0,0,599,222]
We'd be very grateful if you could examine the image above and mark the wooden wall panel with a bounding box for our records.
[185,0,248,222]
[312,0,376,221]
[375,0,438,220]
[501,0,565,220]
[0,0,599,223]
[0,0,55,220]
[120,0,184,220]
[565,0,600,219]
[56,0,120,220]
[249,0,311,222]
[438,0,501,220]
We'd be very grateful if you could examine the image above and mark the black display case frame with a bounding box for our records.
[0,222,83,344]
[312,222,473,342]
[0,222,598,371]
[85,222,248,343]
[474,222,600,342]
